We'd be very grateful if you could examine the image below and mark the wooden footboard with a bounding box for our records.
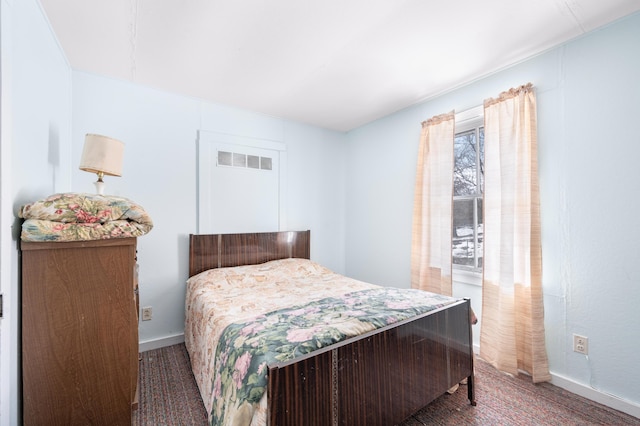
[267,299,475,426]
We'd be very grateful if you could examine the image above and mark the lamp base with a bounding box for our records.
[94,180,105,195]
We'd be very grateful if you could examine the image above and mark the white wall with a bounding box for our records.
[0,1,72,424]
[345,12,640,415]
[70,73,349,346]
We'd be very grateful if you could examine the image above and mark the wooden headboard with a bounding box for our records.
[188,230,311,277]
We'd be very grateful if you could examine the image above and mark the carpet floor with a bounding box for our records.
[134,344,639,425]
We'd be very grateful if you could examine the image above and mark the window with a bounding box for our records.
[453,109,484,271]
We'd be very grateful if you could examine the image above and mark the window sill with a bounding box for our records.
[452,268,482,287]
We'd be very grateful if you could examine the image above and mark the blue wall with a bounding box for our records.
[1,1,72,424]
[345,12,640,414]
[70,72,350,346]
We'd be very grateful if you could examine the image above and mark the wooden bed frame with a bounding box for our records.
[188,230,475,426]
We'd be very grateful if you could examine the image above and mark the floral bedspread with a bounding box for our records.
[185,259,455,426]
[19,192,153,241]
[188,258,457,426]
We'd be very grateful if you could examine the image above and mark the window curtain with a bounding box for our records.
[480,83,551,383]
[411,112,454,296]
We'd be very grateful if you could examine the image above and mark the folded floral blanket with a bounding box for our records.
[19,192,153,242]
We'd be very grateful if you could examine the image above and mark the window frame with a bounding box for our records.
[453,106,484,284]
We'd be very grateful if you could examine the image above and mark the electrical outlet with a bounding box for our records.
[141,306,153,321]
[573,334,588,355]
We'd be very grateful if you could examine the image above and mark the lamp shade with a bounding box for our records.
[79,134,124,177]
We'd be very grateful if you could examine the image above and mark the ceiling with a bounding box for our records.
[39,0,640,132]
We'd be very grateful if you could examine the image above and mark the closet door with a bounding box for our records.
[198,131,287,234]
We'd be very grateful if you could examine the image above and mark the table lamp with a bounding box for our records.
[79,134,124,195]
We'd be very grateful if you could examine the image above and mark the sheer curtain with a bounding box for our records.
[480,83,551,383]
[411,112,454,296]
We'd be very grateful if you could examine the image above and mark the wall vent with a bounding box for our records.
[218,150,272,171]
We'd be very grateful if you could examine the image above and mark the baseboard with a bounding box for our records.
[550,371,640,419]
[138,333,185,353]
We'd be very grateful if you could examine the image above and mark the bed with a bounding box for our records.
[186,230,475,426]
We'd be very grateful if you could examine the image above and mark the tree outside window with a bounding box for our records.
[453,126,484,270]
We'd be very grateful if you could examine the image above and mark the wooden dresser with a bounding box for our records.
[21,238,139,426]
